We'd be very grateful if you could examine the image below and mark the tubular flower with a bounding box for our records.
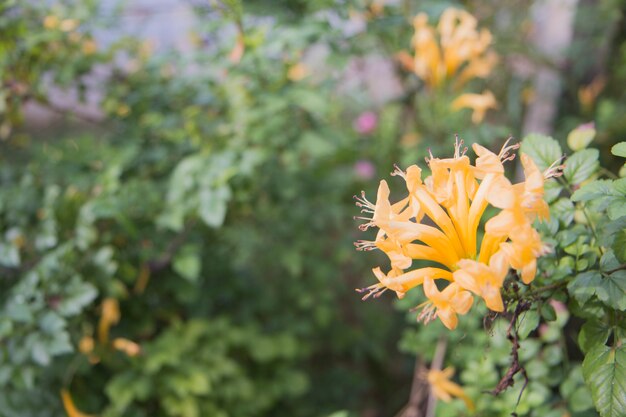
[405,8,497,90]
[427,367,475,411]
[61,389,95,417]
[355,137,559,329]
[451,90,498,124]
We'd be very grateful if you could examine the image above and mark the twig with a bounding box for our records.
[395,358,429,417]
[425,337,448,417]
[490,301,530,398]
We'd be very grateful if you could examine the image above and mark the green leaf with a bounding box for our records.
[568,124,596,151]
[199,185,231,228]
[551,198,575,226]
[597,271,626,311]
[521,133,563,172]
[578,320,611,354]
[572,179,615,202]
[582,345,626,417]
[612,142,626,158]
[568,271,602,304]
[516,310,539,339]
[173,245,201,282]
[612,228,626,263]
[564,149,599,184]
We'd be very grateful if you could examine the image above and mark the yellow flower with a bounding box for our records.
[287,63,309,81]
[355,138,555,328]
[451,90,497,123]
[500,225,551,284]
[453,250,508,312]
[43,15,60,30]
[427,367,475,411]
[421,278,473,330]
[61,389,95,417]
[112,338,142,357]
[408,8,496,89]
[98,298,120,344]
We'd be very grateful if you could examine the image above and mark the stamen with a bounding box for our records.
[354,240,378,251]
[391,164,405,178]
[356,283,387,300]
[453,135,468,158]
[544,156,566,179]
[498,136,520,162]
[415,302,437,324]
[425,148,434,164]
[354,191,376,211]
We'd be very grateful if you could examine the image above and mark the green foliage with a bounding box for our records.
[2,1,626,417]
[582,345,626,417]
[102,319,307,417]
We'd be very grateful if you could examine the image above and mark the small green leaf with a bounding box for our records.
[540,303,556,322]
[173,245,201,282]
[612,142,626,158]
[578,320,611,354]
[597,271,626,311]
[582,345,626,417]
[551,198,575,226]
[516,310,539,339]
[521,133,563,172]
[564,149,599,184]
[568,123,596,151]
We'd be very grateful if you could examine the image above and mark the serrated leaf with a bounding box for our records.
[568,124,596,151]
[564,149,599,184]
[578,320,611,354]
[612,142,626,158]
[582,345,626,417]
[597,271,626,310]
[572,179,615,202]
[521,133,563,172]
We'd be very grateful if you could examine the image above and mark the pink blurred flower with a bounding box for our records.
[353,111,378,134]
[354,160,376,180]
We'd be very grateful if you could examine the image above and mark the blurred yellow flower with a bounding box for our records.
[43,15,59,30]
[427,367,475,411]
[578,76,605,112]
[98,298,120,344]
[451,90,497,123]
[287,63,309,81]
[82,39,98,55]
[60,19,79,32]
[112,338,142,357]
[61,389,95,417]
[407,8,497,89]
[355,139,559,329]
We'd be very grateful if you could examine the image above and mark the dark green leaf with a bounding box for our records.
[582,345,626,417]
[578,320,611,354]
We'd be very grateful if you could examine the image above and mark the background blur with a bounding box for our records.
[1,0,625,416]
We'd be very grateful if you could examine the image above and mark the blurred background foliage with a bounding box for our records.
[1,0,625,416]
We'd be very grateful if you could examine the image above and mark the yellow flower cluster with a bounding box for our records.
[397,8,498,123]
[405,8,497,89]
[355,138,557,329]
